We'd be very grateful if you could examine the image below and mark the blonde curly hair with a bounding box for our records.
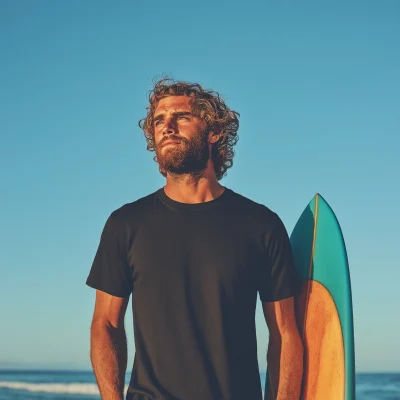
[138,77,240,180]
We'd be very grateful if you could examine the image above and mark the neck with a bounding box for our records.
[164,160,224,204]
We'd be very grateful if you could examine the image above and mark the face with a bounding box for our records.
[153,96,212,176]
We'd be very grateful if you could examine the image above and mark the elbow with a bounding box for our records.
[283,326,303,350]
[272,328,304,362]
[286,328,303,351]
[90,317,125,342]
[282,329,304,368]
[90,319,109,345]
[91,313,125,330]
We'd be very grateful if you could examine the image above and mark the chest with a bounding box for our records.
[128,213,262,299]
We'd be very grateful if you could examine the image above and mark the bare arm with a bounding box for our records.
[262,297,304,400]
[90,289,130,400]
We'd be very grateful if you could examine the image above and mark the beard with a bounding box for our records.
[155,128,210,177]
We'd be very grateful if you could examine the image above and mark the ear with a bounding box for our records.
[208,131,222,144]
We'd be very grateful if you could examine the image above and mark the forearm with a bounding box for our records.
[267,333,303,400]
[90,322,128,400]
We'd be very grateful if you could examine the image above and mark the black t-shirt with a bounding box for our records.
[86,187,299,400]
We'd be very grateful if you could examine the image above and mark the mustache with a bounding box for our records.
[159,136,186,146]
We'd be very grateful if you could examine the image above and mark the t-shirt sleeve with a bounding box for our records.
[86,212,133,298]
[258,212,300,302]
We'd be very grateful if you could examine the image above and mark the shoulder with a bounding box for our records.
[103,190,159,231]
[113,191,156,214]
[226,189,290,245]
[227,188,280,224]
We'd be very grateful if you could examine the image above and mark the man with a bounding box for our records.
[86,78,303,400]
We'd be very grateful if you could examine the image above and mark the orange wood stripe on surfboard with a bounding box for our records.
[295,280,345,400]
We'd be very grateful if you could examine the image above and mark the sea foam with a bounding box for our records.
[0,381,129,394]
[0,381,265,397]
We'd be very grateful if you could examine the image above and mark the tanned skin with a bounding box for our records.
[263,297,304,400]
[154,96,225,203]
[90,95,303,399]
[90,290,129,400]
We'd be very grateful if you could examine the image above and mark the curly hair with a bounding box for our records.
[138,77,240,180]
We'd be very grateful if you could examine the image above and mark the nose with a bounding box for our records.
[162,116,177,135]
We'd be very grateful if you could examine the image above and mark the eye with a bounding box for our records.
[155,120,163,126]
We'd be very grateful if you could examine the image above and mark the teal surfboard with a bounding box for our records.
[264,193,355,400]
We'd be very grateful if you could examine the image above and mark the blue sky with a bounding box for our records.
[0,1,399,373]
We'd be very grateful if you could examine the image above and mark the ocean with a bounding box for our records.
[0,370,399,399]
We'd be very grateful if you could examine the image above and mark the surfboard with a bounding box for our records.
[264,193,355,400]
